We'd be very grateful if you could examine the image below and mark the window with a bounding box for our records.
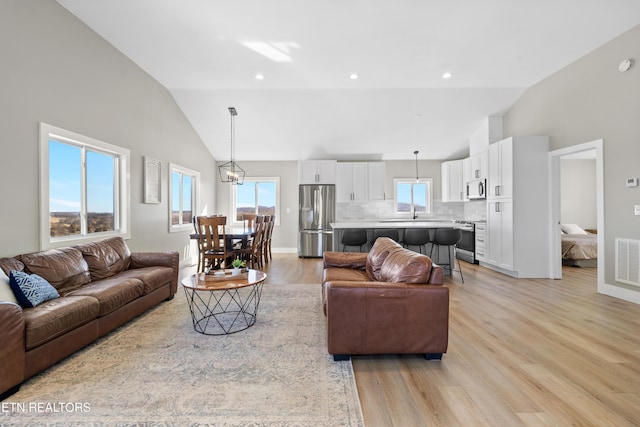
[169,163,199,232]
[232,178,280,225]
[394,178,433,217]
[39,123,130,249]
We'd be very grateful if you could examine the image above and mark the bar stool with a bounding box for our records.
[402,228,431,254]
[341,229,368,252]
[372,229,399,243]
[430,228,464,282]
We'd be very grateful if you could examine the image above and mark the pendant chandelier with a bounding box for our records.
[414,150,420,182]
[218,106,245,185]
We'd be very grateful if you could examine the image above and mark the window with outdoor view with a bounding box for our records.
[169,163,199,232]
[394,178,433,217]
[232,178,279,224]
[39,123,130,249]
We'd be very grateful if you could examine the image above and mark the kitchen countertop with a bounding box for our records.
[331,220,461,229]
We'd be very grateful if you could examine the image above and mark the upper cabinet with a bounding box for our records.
[337,162,368,202]
[468,150,488,181]
[298,160,337,184]
[367,162,386,201]
[441,159,465,202]
[336,162,386,202]
[487,139,513,199]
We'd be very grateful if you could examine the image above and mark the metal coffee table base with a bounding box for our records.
[183,282,264,335]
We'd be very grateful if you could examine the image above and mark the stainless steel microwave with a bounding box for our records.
[466,179,486,200]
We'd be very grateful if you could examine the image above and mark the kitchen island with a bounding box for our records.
[330,219,463,255]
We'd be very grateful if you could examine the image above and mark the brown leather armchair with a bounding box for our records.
[322,237,449,361]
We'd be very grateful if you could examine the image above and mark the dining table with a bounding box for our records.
[190,226,256,250]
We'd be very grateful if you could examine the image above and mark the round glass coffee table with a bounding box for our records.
[182,269,267,335]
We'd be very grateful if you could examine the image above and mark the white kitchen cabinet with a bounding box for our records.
[487,200,513,270]
[441,159,464,202]
[367,162,386,201]
[462,157,472,196]
[298,160,337,184]
[336,162,368,202]
[488,140,513,199]
[483,136,550,278]
[474,222,487,262]
[336,162,386,202]
[469,150,488,181]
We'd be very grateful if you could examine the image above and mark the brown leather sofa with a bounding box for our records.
[322,237,449,361]
[0,237,178,400]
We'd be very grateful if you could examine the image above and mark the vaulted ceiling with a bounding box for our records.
[57,0,640,161]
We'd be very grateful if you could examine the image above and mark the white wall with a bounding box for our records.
[504,24,640,296]
[0,0,217,260]
[561,159,596,230]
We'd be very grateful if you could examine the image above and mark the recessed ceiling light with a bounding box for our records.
[442,72,453,79]
[350,73,359,80]
[255,74,264,80]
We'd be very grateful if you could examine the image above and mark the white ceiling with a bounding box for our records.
[57,0,640,161]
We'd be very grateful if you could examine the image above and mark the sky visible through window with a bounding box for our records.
[49,140,117,237]
[396,182,427,212]
[236,180,276,219]
[49,140,115,213]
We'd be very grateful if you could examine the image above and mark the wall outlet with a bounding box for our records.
[635,205,640,216]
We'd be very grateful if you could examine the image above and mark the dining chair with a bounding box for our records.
[262,215,275,263]
[238,215,266,269]
[242,213,257,230]
[195,215,235,272]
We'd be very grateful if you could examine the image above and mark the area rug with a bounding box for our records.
[1,283,364,427]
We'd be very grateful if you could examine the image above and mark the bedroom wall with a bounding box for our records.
[561,159,596,230]
[504,24,640,300]
[0,0,217,259]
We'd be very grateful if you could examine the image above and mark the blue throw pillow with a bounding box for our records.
[9,270,60,308]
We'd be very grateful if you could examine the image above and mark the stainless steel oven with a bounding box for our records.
[455,220,477,264]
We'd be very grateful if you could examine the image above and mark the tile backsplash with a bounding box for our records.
[336,199,487,221]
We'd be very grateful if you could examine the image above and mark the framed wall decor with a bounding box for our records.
[144,156,161,204]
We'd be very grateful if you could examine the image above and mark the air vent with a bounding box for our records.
[615,238,640,287]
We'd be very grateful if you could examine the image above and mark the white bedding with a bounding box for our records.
[561,233,597,260]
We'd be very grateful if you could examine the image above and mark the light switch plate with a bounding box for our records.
[635,205,640,216]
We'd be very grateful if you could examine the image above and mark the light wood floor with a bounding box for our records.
[261,254,640,427]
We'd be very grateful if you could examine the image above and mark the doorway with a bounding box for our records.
[548,140,604,291]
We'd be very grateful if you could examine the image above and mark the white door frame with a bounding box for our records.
[548,140,604,291]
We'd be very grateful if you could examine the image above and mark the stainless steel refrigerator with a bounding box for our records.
[298,184,336,257]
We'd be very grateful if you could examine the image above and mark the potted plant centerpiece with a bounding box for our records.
[231,257,246,275]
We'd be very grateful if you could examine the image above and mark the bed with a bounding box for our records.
[561,224,597,267]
